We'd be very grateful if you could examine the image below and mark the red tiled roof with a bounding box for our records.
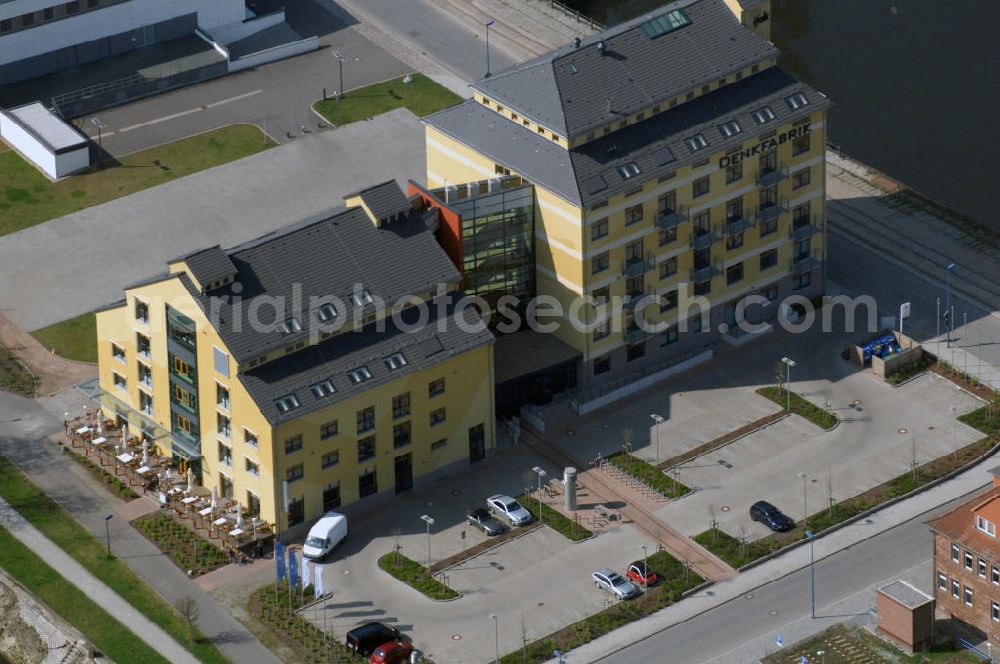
[928,485,1000,556]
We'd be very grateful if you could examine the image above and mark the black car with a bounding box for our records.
[466,508,506,536]
[345,622,401,656]
[749,500,796,532]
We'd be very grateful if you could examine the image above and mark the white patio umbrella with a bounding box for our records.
[186,467,195,494]
[210,487,218,510]
[96,416,104,437]
[235,502,244,527]
[141,446,149,467]
[121,423,129,446]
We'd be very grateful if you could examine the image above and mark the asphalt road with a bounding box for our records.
[598,488,978,663]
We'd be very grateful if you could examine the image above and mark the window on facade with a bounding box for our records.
[952,544,960,562]
[980,558,989,578]
[112,343,126,362]
[244,428,258,448]
[993,565,1000,585]
[593,318,610,341]
[245,458,259,477]
[216,384,230,410]
[726,232,744,251]
[626,342,646,362]
[625,204,644,226]
[993,601,1000,622]
[725,159,742,184]
[428,378,445,398]
[965,586,974,606]
[592,287,610,305]
[727,263,744,285]
[794,272,812,291]
[659,257,677,279]
[139,391,153,415]
[592,252,610,274]
[113,372,127,390]
[0,19,10,32]
[937,572,947,590]
[284,435,302,454]
[430,408,446,426]
[978,515,997,537]
[758,217,778,238]
[357,436,376,462]
[347,366,373,384]
[218,442,232,466]
[792,167,811,189]
[321,450,339,468]
[286,463,304,482]
[134,299,149,323]
[660,327,678,347]
[320,420,338,440]
[660,291,678,312]
[392,392,411,419]
[689,315,703,333]
[692,176,710,198]
[323,483,341,511]
[792,134,811,156]
[759,149,778,173]
[625,238,645,264]
[659,226,678,246]
[136,333,151,358]
[274,394,300,413]
[217,413,231,439]
[966,551,974,570]
[760,250,779,271]
[591,218,609,241]
[594,356,611,375]
[431,438,448,451]
[288,497,304,525]
[393,421,412,449]
[359,470,378,498]
[357,406,375,433]
[952,580,960,598]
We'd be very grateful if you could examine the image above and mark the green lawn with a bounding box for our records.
[516,493,592,542]
[0,343,36,396]
[30,311,97,363]
[377,551,458,600]
[0,526,171,664]
[757,386,838,430]
[0,455,228,664]
[313,74,462,127]
[761,624,981,663]
[606,452,690,498]
[0,124,271,236]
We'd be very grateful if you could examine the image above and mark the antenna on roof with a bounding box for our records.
[597,40,606,53]
[606,97,612,115]
[573,36,581,48]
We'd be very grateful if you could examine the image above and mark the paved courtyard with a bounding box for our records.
[0,108,426,331]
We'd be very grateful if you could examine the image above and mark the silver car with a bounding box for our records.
[487,494,534,526]
[592,568,640,600]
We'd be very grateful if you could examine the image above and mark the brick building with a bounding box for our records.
[928,467,1000,644]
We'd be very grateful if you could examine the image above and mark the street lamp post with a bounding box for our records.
[531,466,547,524]
[817,649,826,664]
[420,515,435,568]
[333,50,348,124]
[485,20,495,78]
[641,544,649,588]
[650,414,664,466]
[104,514,114,557]
[798,472,808,529]
[781,357,796,411]
[489,613,499,663]
[945,262,957,347]
[806,529,816,619]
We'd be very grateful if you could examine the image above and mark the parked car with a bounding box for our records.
[592,567,641,600]
[302,512,348,559]
[626,560,658,586]
[466,508,506,536]
[487,494,533,526]
[345,622,401,656]
[370,640,414,664]
[749,500,796,532]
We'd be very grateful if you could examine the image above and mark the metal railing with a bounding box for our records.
[791,214,825,241]
[621,252,655,278]
[755,200,786,222]
[691,262,720,283]
[756,164,788,188]
[594,457,670,500]
[547,0,605,31]
[691,228,720,250]
[656,205,688,230]
[792,250,822,274]
[724,215,753,236]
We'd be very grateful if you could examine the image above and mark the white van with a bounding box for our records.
[302,512,348,559]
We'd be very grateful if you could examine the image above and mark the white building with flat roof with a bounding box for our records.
[0,101,90,178]
[0,0,248,85]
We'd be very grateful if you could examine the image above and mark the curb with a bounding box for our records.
[661,412,792,472]
[432,521,543,574]
[376,559,463,603]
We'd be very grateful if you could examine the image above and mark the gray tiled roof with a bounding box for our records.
[426,67,830,207]
[241,295,493,424]
[183,205,460,363]
[180,246,236,289]
[345,180,411,222]
[470,0,777,137]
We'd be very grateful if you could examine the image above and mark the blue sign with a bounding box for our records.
[801,656,808,664]
[775,634,783,648]
[289,549,299,587]
[275,541,287,582]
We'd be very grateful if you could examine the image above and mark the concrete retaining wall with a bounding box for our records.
[228,36,318,73]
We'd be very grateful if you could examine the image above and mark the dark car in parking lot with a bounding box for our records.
[345,622,401,656]
[750,500,796,532]
[466,508,506,536]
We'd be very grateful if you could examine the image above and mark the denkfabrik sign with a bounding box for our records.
[718,124,811,168]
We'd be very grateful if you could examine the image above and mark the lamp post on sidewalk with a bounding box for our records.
[333,50,348,124]
[781,357,796,411]
[945,262,957,347]
[650,414,664,466]
[798,472,808,529]
[489,613,499,663]
[420,514,434,568]
[806,529,816,618]
[485,20,495,78]
[104,514,114,557]
[531,466,547,523]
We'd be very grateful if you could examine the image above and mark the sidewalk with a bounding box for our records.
[0,391,281,664]
[557,442,997,662]
[0,495,198,664]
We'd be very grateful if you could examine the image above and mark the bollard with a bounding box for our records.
[564,467,577,511]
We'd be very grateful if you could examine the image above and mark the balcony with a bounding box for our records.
[692,229,720,250]
[724,215,753,236]
[757,164,788,188]
[655,205,688,231]
[793,252,820,274]
[625,326,650,344]
[622,253,655,278]
[756,202,786,222]
[691,263,720,283]
[791,215,824,241]
[624,288,653,311]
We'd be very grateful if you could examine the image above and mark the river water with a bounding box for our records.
[563,0,1000,232]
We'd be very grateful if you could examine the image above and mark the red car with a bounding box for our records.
[370,640,414,664]
[626,560,658,586]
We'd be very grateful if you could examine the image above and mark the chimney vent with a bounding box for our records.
[597,40,606,53]
[573,37,581,48]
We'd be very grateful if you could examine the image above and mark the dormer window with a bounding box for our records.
[752,106,776,124]
[351,290,374,307]
[314,303,338,323]
[616,162,641,179]
[978,515,996,537]
[684,133,708,152]
[347,366,373,384]
[310,380,336,398]
[384,352,408,370]
[785,92,809,110]
[278,317,301,335]
[274,394,300,413]
[718,121,741,138]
